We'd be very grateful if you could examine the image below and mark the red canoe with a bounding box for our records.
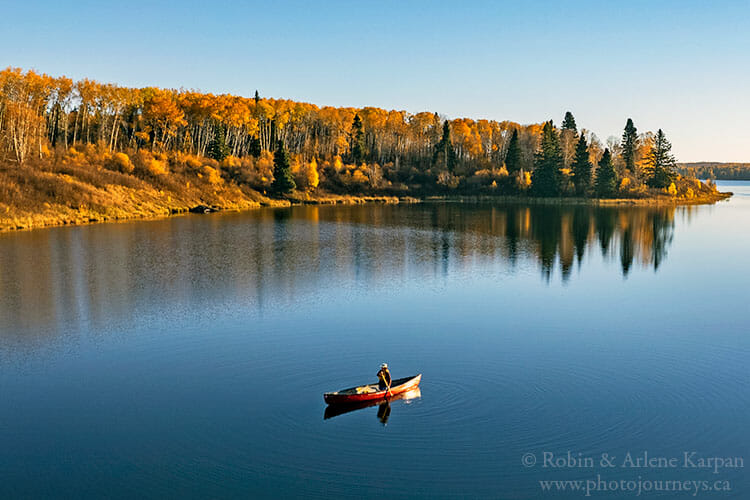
[324,374,422,405]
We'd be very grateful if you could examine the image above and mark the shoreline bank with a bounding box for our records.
[0,190,732,234]
[422,191,732,206]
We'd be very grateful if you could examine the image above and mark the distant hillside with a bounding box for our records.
[678,163,750,180]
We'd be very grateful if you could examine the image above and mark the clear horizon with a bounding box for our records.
[1,0,747,162]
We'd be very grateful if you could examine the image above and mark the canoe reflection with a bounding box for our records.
[323,388,422,424]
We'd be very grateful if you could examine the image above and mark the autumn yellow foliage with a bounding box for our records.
[112,152,133,173]
[351,168,369,185]
[202,166,224,185]
[256,151,274,186]
[186,156,203,169]
[221,156,241,168]
[0,66,731,210]
[146,159,168,176]
[306,158,319,190]
[516,170,532,190]
[67,146,83,161]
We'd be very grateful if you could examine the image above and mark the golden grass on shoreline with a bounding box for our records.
[1,191,732,234]
[0,152,732,234]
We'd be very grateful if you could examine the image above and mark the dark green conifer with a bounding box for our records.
[433,120,456,172]
[595,148,617,197]
[271,140,296,194]
[561,111,577,132]
[207,123,230,161]
[560,111,578,169]
[504,129,521,174]
[531,120,563,197]
[248,136,261,158]
[645,129,677,188]
[350,114,366,164]
[571,134,592,196]
[621,118,638,175]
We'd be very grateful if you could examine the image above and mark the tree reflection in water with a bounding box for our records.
[0,202,680,343]
[302,203,676,283]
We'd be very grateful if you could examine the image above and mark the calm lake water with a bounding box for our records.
[1,182,748,498]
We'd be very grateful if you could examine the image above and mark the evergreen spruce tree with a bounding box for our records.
[571,134,592,196]
[433,120,456,172]
[254,90,260,105]
[645,129,677,188]
[207,123,230,161]
[350,114,366,164]
[560,111,578,168]
[621,118,638,175]
[504,129,521,174]
[595,148,617,198]
[248,135,261,158]
[271,140,296,194]
[561,111,577,132]
[531,121,563,197]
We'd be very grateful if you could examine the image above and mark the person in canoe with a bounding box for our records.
[376,363,392,392]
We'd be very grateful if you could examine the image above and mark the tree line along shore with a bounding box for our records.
[677,162,750,181]
[0,67,730,232]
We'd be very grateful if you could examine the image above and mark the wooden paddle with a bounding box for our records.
[380,368,392,399]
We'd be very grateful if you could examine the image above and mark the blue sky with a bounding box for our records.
[2,0,748,161]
